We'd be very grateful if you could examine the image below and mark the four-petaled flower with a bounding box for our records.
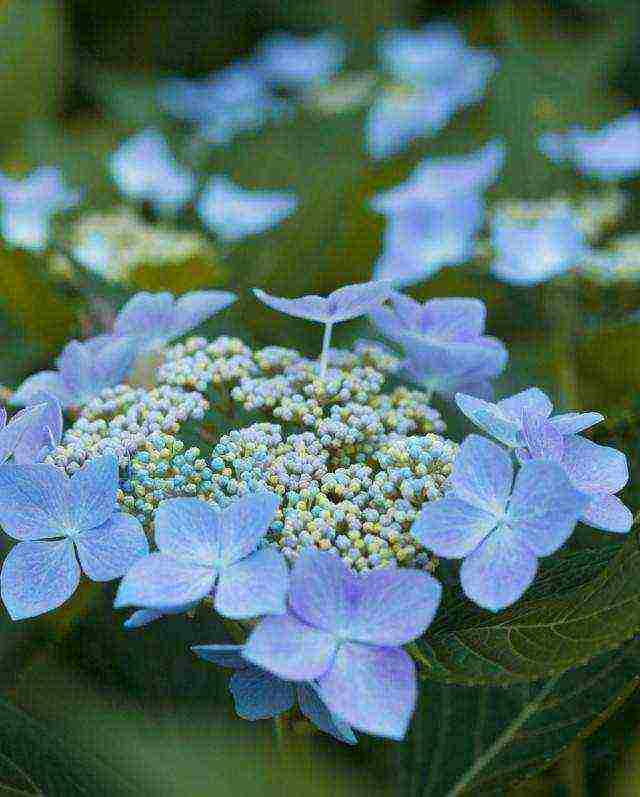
[196,176,298,242]
[0,454,148,619]
[371,293,508,399]
[539,112,640,182]
[411,435,589,611]
[516,411,633,534]
[0,166,80,251]
[455,387,603,448]
[254,280,393,379]
[115,492,288,620]
[109,129,196,214]
[242,548,442,740]
[192,643,356,744]
[113,290,237,352]
[11,336,139,410]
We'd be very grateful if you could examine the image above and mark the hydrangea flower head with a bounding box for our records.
[113,290,237,352]
[0,166,81,251]
[455,387,604,448]
[254,32,346,90]
[196,176,297,241]
[491,206,588,286]
[192,643,356,744]
[371,293,508,398]
[371,140,505,214]
[0,454,148,619]
[115,491,288,619]
[411,435,589,610]
[109,129,196,213]
[539,112,640,181]
[373,195,484,285]
[243,548,442,739]
[517,413,633,534]
[11,336,139,410]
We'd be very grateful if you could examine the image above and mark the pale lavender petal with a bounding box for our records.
[75,512,148,581]
[124,609,165,628]
[0,404,46,463]
[230,668,296,720]
[420,298,486,340]
[368,291,423,339]
[0,464,70,540]
[56,340,93,398]
[191,644,246,668]
[317,643,416,740]
[214,547,288,619]
[114,552,215,611]
[411,496,497,557]
[91,336,138,389]
[243,612,337,681]
[69,454,119,531]
[460,527,538,611]
[581,494,633,534]
[402,334,508,381]
[507,461,589,556]
[11,371,74,409]
[113,292,174,338]
[561,436,629,494]
[497,388,553,422]
[346,567,441,645]
[454,393,525,448]
[297,684,357,744]
[326,280,393,323]
[154,498,223,564]
[12,394,63,464]
[520,411,565,461]
[172,291,237,339]
[255,32,345,90]
[548,411,603,436]
[253,288,330,323]
[1,539,80,620]
[216,491,281,565]
[450,435,513,515]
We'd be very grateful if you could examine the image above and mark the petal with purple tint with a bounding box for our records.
[548,411,603,436]
[1,539,80,620]
[91,336,139,390]
[454,394,523,447]
[507,461,588,557]
[450,435,513,515]
[124,609,165,629]
[230,668,296,720]
[114,552,216,611]
[191,644,246,669]
[497,388,553,422]
[154,498,223,564]
[411,496,497,558]
[297,684,357,744]
[12,394,63,464]
[217,491,281,565]
[581,493,633,534]
[561,436,629,494]
[0,463,70,540]
[172,291,237,339]
[325,281,393,323]
[113,292,174,338]
[68,454,119,531]
[317,643,416,740]
[368,291,423,339]
[0,403,47,463]
[420,298,486,340]
[253,289,330,322]
[214,547,288,619]
[460,527,538,611]
[75,512,149,581]
[520,411,565,461]
[243,612,337,681]
[10,371,74,409]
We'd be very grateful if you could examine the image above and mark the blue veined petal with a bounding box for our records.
[214,547,288,619]
[75,512,149,581]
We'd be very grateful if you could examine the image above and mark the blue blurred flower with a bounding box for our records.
[254,31,346,91]
[113,290,237,352]
[411,435,588,611]
[539,112,640,181]
[490,207,588,285]
[11,336,139,409]
[109,129,196,213]
[0,167,80,251]
[192,643,357,744]
[243,548,441,739]
[115,492,288,620]
[0,455,148,619]
[196,176,297,241]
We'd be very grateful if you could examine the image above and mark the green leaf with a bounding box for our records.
[415,534,639,685]
[401,638,640,796]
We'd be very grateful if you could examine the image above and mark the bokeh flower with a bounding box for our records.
[196,176,297,241]
[411,435,588,610]
[115,491,288,619]
[192,643,357,744]
[243,548,441,739]
[254,32,346,91]
[0,454,148,619]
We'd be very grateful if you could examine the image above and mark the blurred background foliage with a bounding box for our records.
[0,0,640,794]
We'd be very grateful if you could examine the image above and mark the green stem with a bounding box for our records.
[319,322,333,380]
